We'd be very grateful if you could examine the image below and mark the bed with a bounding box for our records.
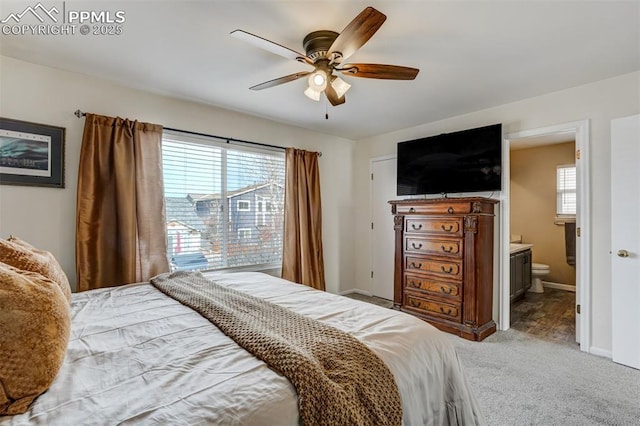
[1,271,484,425]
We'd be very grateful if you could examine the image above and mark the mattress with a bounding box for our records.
[1,271,484,425]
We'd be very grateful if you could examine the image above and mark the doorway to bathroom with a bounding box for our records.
[501,121,590,351]
[509,134,576,344]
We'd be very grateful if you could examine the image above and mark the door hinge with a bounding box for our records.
[576,227,581,237]
[576,149,581,160]
[371,173,374,180]
[576,304,581,314]
[371,271,374,278]
[371,222,374,230]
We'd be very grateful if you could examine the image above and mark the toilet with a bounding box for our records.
[530,263,551,293]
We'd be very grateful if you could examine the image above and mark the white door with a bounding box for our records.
[611,114,640,370]
[371,157,398,300]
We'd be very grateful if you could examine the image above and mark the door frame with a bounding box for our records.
[501,120,591,352]
[369,154,397,297]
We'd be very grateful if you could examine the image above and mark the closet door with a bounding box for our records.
[611,114,640,370]
[371,157,397,300]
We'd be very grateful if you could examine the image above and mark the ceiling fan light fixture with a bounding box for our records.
[304,86,321,101]
[312,73,326,87]
[330,76,351,98]
[308,69,328,91]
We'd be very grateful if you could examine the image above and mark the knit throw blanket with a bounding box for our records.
[151,271,402,426]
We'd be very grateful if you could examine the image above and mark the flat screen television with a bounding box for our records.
[396,123,502,196]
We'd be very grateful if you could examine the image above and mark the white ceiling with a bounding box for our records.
[1,1,638,140]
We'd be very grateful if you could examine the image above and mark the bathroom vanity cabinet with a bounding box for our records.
[389,197,498,341]
[510,249,532,302]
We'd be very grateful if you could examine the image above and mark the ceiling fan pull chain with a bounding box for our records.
[325,99,329,120]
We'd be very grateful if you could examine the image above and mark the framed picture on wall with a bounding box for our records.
[0,117,65,188]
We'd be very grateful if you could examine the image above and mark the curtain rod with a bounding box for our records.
[74,109,321,156]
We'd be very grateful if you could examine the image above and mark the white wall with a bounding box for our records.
[353,71,640,354]
[3,54,639,354]
[0,56,356,295]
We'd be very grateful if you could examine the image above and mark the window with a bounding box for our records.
[256,196,270,226]
[557,164,576,216]
[238,228,252,239]
[162,131,285,271]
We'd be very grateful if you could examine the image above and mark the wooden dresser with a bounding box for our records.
[389,197,498,341]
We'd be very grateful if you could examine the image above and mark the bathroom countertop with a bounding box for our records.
[510,243,534,255]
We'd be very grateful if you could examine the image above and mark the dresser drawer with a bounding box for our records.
[404,273,461,300]
[395,202,473,215]
[405,217,463,236]
[404,293,461,322]
[405,256,463,280]
[405,236,463,258]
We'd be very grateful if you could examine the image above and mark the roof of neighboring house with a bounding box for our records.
[187,182,282,202]
[167,220,200,233]
[165,197,206,232]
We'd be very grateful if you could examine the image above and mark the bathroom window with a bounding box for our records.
[557,164,576,216]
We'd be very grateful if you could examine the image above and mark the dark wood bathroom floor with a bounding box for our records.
[511,288,576,345]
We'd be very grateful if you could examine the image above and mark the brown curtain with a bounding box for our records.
[76,113,169,291]
[282,148,325,291]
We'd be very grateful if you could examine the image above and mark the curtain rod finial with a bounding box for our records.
[74,109,85,118]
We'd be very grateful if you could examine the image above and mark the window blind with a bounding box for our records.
[557,164,576,215]
[162,132,285,272]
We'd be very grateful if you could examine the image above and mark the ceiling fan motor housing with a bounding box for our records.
[303,30,339,62]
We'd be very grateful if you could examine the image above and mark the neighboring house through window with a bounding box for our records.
[162,131,285,271]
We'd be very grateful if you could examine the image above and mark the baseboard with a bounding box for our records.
[589,346,612,359]
[339,289,372,296]
[542,281,576,292]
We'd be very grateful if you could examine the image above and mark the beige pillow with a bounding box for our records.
[0,237,71,303]
[0,262,70,415]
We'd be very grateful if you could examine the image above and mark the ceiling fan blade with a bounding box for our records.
[249,71,310,90]
[338,64,419,80]
[327,7,387,63]
[231,30,313,65]
[325,83,346,106]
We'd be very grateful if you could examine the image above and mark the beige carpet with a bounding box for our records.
[344,292,640,425]
[449,329,640,425]
[343,292,393,308]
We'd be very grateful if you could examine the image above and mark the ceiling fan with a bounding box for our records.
[231,6,419,106]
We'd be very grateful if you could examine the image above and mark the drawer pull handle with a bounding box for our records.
[447,206,454,214]
[411,262,423,269]
[411,223,423,230]
[441,245,455,253]
[440,224,454,232]
[409,207,415,213]
[439,306,453,315]
[441,266,454,274]
[441,286,453,294]
[409,281,418,288]
[412,242,423,249]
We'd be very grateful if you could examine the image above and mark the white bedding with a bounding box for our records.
[1,271,484,425]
